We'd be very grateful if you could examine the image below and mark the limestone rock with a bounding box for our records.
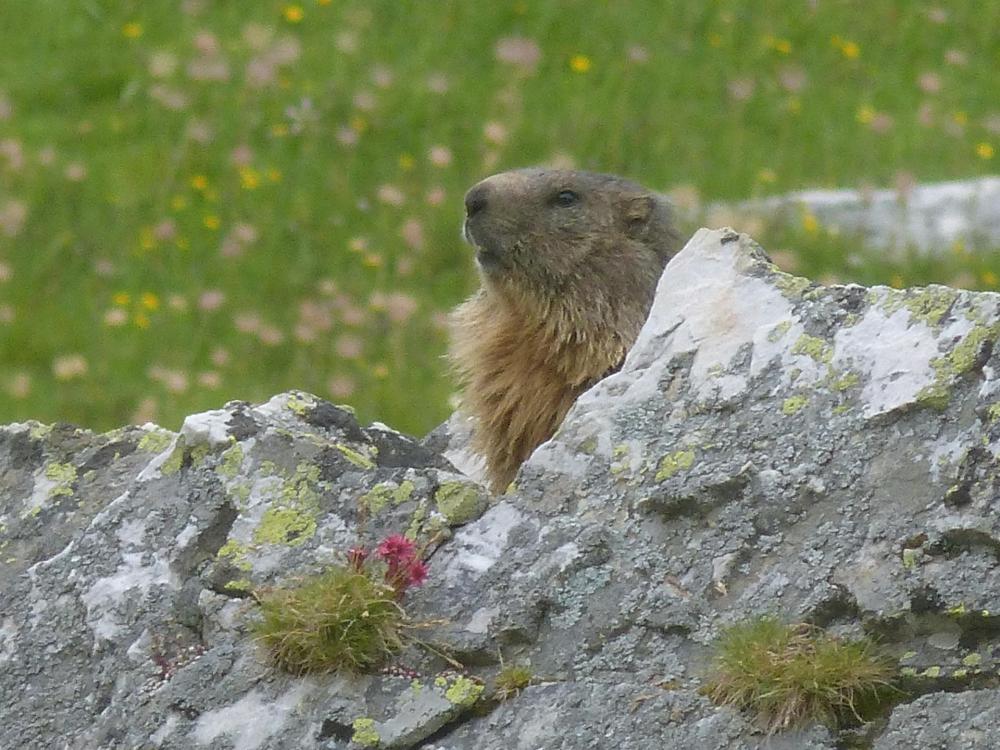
[3,228,1000,749]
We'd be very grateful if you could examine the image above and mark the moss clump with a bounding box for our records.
[655,449,695,481]
[350,717,380,747]
[494,664,533,701]
[434,481,485,524]
[254,567,405,675]
[704,618,895,733]
[444,675,485,707]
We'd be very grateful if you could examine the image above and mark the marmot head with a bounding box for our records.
[462,168,681,323]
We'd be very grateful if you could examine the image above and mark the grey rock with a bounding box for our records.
[874,689,1000,749]
[4,228,1000,749]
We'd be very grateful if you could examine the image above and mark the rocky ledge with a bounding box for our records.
[3,228,1000,749]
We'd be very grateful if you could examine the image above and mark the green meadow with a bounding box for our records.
[0,1,997,435]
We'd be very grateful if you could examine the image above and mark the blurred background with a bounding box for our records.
[0,1,997,436]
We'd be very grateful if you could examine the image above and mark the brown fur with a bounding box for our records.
[450,169,682,490]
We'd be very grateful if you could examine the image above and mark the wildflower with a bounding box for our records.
[141,292,160,311]
[569,54,591,73]
[426,73,449,94]
[203,215,221,230]
[197,371,221,388]
[327,375,356,398]
[282,5,304,23]
[113,292,131,306]
[869,113,894,134]
[944,49,968,66]
[918,72,942,94]
[802,212,820,235]
[855,106,876,124]
[350,116,368,133]
[53,354,88,380]
[707,32,723,48]
[336,126,359,147]
[336,334,364,359]
[335,31,358,54]
[778,65,808,93]
[168,294,187,311]
[64,163,87,181]
[170,195,188,211]
[890,274,905,288]
[981,270,999,287]
[627,45,649,64]
[270,123,289,137]
[757,168,777,184]
[398,153,415,171]
[0,199,27,237]
[400,218,424,250]
[210,347,230,366]
[122,22,143,39]
[425,187,446,206]
[6,372,30,398]
[372,363,389,379]
[266,168,282,182]
[258,325,285,346]
[376,184,405,206]
[952,111,968,126]
[494,37,542,70]
[104,309,127,327]
[840,41,860,59]
[372,65,394,88]
[199,290,225,311]
[232,312,258,335]
[377,534,416,561]
[483,121,507,145]
[191,175,209,191]
[239,166,260,189]
[976,143,995,160]
[353,90,377,111]
[0,262,11,282]
[727,78,755,102]
[134,312,150,329]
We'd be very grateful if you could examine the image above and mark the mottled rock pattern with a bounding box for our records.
[3,228,1000,749]
[709,176,1000,255]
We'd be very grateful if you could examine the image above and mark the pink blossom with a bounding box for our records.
[376,534,416,561]
[494,37,541,70]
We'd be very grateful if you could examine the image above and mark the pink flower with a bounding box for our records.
[404,558,429,587]
[376,534,416,561]
[347,546,368,571]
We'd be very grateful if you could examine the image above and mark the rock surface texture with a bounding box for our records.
[3,228,1000,749]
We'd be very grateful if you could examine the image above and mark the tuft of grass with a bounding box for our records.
[704,617,896,733]
[253,566,406,675]
[493,663,533,701]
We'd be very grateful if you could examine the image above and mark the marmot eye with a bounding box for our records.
[554,190,579,207]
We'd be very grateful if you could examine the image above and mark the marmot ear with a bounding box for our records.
[624,195,655,238]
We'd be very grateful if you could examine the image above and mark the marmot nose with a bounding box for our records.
[464,184,489,218]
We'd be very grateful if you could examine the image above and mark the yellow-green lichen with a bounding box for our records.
[44,463,77,497]
[987,403,1000,423]
[962,653,982,667]
[336,443,375,470]
[902,287,959,327]
[189,443,212,466]
[656,449,695,481]
[217,539,252,570]
[577,436,598,455]
[918,323,1000,410]
[217,441,244,479]
[224,578,252,593]
[350,717,380,747]
[286,392,316,416]
[767,320,793,343]
[920,666,942,678]
[829,371,860,391]
[901,548,921,569]
[138,429,174,454]
[792,334,833,363]
[774,273,811,299]
[444,675,485,707]
[161,442,186,475]
[253,506,317,546]
[782,395,809,415]
[360,484,395,514]
[435,482,485,524]
[405,502,428,539]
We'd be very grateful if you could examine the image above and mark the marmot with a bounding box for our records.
[449,168,682,490]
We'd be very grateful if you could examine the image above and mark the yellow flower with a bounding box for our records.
[372,363,389,379]
[802,212,820,235]
[170,195,187,211]
[398,153,416,171]
[133,312,151,329]
[113,292,131,306]
[786,97,801,114]
[708,32,723,48]
[239,167,260,190]
[976,142,994,159]
[203,215,221,230]
[756,168,777,184]
[122,22,143,39]
[856,106,876,124]
[270,123,289,137]
[840,41,860,59]
[952,111,968,126]
[889,274,904,289]
[139,227,155,251]
[266,168,283,183]
[140,292,160,311]
[190,175,208,191]
[283,5,304,22]
[363,253,383,268]
[569,55,591,73]
[775,39,792,55]
[350,116,368,134]
[176,237,189,250]
[318,0,332,5]
[981,270,998,286]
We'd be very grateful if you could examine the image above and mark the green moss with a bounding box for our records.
[336,443,375,470]
[394,480,415,503]
[781,395,808,415]
[494,664,533,701]
[217,441,244,479]
[988,403,1000,423]
[444,675,485,707]
[792,334,832,363]
[655,449,695,481]
[138,429,174,454]
[44,462,77,497]
[351,718,380,747]
[254,567,405,675]
[704,617,896,733]
[434,481,485,524]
